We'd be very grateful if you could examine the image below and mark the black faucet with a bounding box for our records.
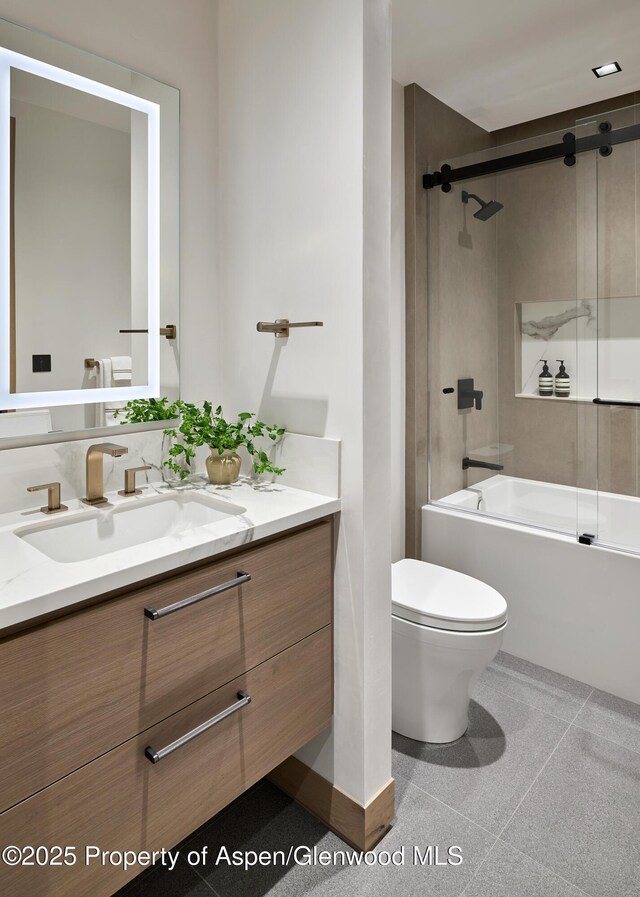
[462,457,504,471]
[458,378,484,411]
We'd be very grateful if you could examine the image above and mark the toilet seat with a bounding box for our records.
[392,559,507,633]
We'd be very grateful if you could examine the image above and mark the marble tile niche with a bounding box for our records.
[517,296,640,402]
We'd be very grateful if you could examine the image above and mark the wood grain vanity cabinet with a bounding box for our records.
[0,517,334,897]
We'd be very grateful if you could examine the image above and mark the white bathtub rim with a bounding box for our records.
[425,499,640,560]
[430,473,640,558]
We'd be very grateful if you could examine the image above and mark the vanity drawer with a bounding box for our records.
[0,519,333,813]
[0,625,332,897]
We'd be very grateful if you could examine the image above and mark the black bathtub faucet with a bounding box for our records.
[462,457,504,471]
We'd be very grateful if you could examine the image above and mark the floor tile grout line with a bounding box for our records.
[490,657,593,696]
[120,855,221,897]
[569,716,640,756]
[495,721,572,841]
[490,663,587,694]
[393,770,500,840]
[494,836,593,897]
[568,687,595,724]
[479,676,593,724]
[187,858,222,896]
[458,836,500,897]
[484,679,640,757]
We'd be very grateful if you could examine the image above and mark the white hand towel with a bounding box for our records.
[101,358,113,388]
[104,405,126,426]
[94,358,131,426]
[110,356,132,382]
[95,358,112,427]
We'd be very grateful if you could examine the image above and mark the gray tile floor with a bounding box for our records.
[116,651,640,897]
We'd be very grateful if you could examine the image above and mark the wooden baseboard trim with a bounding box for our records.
[268,756,394,852]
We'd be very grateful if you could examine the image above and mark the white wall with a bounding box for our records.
[391,80,405,562]
[216,0,392,806]
[0,0,220,403]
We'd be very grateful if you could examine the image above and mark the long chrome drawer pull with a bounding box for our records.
[144,691,251,764]
[144,571,251,620]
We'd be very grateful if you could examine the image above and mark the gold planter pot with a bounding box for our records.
[206,449,241,485]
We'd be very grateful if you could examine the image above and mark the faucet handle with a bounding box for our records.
[27,482,68,515]
[118,465,152,497]
[458,378,484,411]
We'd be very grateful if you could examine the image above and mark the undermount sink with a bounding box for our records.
[16,492,247,563]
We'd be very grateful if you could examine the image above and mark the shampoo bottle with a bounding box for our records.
[555,359,570,397]
[538,360,553,396]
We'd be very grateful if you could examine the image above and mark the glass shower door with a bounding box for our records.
[427,131,585,538]
[577,103,640,554]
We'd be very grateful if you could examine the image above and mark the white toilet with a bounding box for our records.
[392,559,507,743]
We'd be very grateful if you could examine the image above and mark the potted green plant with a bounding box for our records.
[116,399,285,485]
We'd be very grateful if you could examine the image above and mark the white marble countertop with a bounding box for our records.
[0,476,340,631]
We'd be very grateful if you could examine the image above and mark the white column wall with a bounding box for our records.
[216,0,392,805]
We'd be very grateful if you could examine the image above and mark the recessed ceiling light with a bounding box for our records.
[592,61,621,78]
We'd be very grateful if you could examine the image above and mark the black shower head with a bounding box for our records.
[461,189,503,221]
[474,198,504,220]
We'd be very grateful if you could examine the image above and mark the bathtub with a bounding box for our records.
[423,475,640,703]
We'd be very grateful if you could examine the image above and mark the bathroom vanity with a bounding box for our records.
[0,482,338,896]
[0,16,345,895]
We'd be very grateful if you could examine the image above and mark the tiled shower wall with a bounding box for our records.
[404,84,496,557]
[494,93,640,497]
[406,87,640,553]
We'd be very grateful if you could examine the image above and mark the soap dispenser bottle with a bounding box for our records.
[538,360,553,396]
[555,359,570,397]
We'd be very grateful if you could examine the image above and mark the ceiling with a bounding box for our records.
[392,0,640,131]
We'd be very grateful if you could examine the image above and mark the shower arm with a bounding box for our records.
[462,192,484,207]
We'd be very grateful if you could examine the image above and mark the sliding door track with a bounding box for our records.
[423,121,639,191]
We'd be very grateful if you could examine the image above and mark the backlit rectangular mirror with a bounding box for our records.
[0,17,179,443]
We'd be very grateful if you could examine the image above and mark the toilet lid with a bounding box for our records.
[392,559,507,632]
